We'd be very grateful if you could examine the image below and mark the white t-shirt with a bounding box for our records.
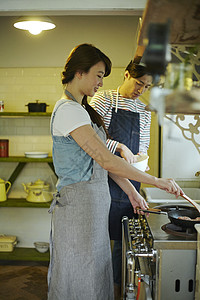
[52,99,91,136]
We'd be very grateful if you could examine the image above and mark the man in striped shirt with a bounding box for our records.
[90,58,153,300]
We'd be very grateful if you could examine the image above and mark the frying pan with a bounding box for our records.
[167,193,200,228]
[167,209,200,228]
[139,192,200,229]
[139,207,200,229]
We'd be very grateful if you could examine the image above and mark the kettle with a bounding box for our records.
[0,178,11,202]
[22,179,53,203]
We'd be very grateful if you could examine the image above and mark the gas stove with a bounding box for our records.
[146,204,197,247]
[122,204,197,300]
[161,223,196,238]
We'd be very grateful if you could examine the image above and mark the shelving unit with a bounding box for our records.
[0,198,52,208]
[0,156,55,200]
[0,112,55,202]
[0,247,50,262]
[0,156,53,162]
[0,112,51,117]
[0,112,53,261]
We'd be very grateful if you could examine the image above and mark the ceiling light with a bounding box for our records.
[14,16,56,35]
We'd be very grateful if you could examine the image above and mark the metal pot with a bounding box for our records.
[26,100,49,112]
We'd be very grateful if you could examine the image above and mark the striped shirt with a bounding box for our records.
[90,89,151,154]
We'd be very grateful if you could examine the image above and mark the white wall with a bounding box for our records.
[0,207,51,247]
[0,15,140,68]
[162,115,200,180]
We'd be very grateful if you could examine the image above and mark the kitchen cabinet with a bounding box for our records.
[0,112,53,261]
[0,111,55,205]
[0,247,50,262]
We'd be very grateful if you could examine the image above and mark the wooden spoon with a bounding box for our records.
[181,193,200,214]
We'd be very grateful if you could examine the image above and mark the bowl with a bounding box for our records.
[34,242,49,253]
[131,154,149,172]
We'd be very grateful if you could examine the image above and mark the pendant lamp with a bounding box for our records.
[14,16,56,35]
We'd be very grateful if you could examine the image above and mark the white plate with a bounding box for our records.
[25,152,48,158]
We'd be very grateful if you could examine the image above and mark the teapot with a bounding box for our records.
[22,179,53,203]
[0,178,11,202]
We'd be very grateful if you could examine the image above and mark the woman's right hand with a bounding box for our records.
[154,178,183,198]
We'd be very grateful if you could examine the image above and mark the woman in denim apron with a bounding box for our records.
[48,44,182,300]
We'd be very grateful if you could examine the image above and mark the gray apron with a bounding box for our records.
[48,104,114,299]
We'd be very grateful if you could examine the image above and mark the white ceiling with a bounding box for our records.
[0,0,147,16]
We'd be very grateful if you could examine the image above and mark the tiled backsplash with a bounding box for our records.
[0,67,125,155]
[0,67,62,112]
[0,67,124,112]
[0,117,52,155]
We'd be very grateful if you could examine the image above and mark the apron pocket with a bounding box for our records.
[58,186,77,206]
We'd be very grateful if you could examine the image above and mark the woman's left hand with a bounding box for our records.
[127,188,149,214]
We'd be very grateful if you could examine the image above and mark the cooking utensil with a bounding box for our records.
[26,100,49,112]
[0,235,17,252]
[167,209,200,228]
[0,178,11,202]
[138,208,167,215]
[140,204,200,229]
[34,241,49,253]
[22,179,53,203]
[180,193,200,213]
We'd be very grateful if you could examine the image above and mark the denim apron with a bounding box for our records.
[108,106,140,240]
[48,92,114,300]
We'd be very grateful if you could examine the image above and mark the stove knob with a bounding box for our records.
[137,233,143,238]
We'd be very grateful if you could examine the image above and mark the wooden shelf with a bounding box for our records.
[0,112,51,117]
[0,247,50,262]
[0,156,52,163]
[0,198,52,208]
[0,157,56,187]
